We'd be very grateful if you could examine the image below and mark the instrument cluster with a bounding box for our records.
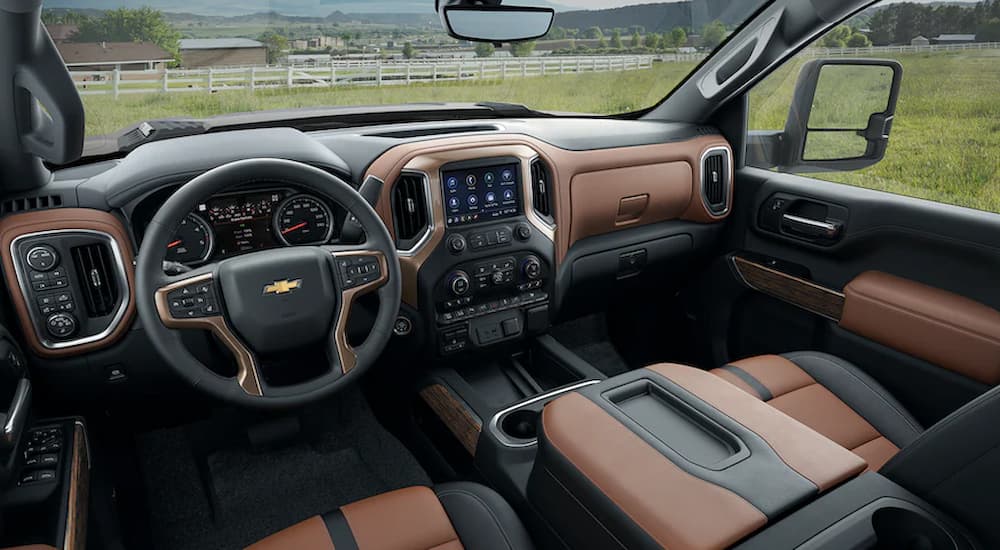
[162,188,338,266]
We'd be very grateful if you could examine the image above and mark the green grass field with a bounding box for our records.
[81,49,1000,213]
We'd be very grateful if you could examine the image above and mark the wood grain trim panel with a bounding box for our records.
[420,383,482,456]
[363,134,732,306]
[64,422,89,550]
[0,209,137,358]
[732,256,845,321]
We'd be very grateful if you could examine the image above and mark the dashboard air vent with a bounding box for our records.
[530,159,553,222]
[2,195,63,215]
[702,149,730,215]
[391,173,429,249]
[71,243,119,317]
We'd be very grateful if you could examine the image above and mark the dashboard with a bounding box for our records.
[132,186,349,267]
[0,120,732,397]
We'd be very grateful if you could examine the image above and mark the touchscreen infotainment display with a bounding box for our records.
[442,162,521,227]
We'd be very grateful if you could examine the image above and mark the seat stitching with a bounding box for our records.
[436,489,514,550]
[789,354,922,437]
[850,434,884,452]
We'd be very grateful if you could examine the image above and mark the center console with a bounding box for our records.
[414,156,555,357]
[520,364,977,550]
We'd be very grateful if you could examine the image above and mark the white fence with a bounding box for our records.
[806,41,1000,57]
[71,55,656,98]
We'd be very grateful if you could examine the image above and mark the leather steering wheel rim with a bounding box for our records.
[135,158,401,409]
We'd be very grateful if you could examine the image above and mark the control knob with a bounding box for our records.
[448,271,471,297]
[514,223,532,241]
[26,245,59,272]
[447,234,467,254]
[491,270,506,285]
[45,313,77,339]
[522,256,542,280]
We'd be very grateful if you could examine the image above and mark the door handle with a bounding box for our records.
[782,213,842,239]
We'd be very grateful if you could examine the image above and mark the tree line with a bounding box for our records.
[865,0,1000,45]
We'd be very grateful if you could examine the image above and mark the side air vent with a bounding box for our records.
[71,243,120,317]
[530,159,554,223]
[701,148,731,215]
[2,195,63,215]
[391,172,430,250]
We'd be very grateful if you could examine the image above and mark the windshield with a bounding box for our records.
[43,0,767,140]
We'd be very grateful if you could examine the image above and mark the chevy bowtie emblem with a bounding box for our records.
[263,279,302,295]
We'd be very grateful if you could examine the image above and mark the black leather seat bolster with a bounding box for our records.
[434,482,534,550]
[882,385,1000,548]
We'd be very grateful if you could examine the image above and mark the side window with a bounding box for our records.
[747,2,1000,213]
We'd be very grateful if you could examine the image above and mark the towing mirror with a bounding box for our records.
[437,1,554,43]
[749,59,902,173]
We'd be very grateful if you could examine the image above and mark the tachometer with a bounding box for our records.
[166,213,214,265]
[273,195,334,246]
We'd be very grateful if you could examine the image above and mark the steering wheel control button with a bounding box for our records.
[338,255,382,289]
[46,313,77,339]
[25,245,58,271]
[167,280,221,319]
[393,316,413,336]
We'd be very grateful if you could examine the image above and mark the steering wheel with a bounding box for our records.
[135,158,401,409]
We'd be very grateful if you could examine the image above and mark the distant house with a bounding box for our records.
[910,35,930,46]
[179,38,267,68]
[56,41,173,70]
[932,34,976,45]
[46,24,78,42]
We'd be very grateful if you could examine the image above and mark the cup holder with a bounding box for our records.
[872,507,957,550]
[500,409,539,441]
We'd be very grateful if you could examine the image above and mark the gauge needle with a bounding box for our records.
[167,239,183,249]
[282,222,308,235]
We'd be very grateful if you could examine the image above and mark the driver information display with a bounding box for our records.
[201,191,283,257]
[442,163,521,227]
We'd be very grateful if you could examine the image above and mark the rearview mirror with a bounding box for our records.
[438,2,554,43]
[748,59,902,173]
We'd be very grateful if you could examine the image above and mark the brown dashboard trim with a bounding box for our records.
[0,208,137,358]
[363,134,731,306]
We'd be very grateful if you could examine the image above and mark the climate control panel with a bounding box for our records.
[11,231,129,349]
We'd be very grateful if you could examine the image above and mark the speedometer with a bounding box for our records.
[273,195,334,246]
[166,213,213,265]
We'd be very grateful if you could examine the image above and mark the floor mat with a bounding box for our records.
[136,390,430,550]
[550,314,630,376]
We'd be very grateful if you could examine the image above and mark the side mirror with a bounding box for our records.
[749,59,902,173]
[437,1,554,43]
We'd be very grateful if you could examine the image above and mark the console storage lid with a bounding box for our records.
[527,363,866,550]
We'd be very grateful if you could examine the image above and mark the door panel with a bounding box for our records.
[705,166,1000,425]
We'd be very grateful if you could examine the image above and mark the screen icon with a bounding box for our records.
[503,189,515,201]
[447,177,458,190]
[484,172,495,184]
[501,169,513,182]
[448,197,460,209]
[485,192,496,203]
[466,174,477,187]
[467,194,478,206]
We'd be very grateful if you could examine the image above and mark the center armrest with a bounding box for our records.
[527,363,866,550]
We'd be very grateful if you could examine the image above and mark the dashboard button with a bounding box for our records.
[515,223,532,241]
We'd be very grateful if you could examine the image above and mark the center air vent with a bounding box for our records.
[530,159,553,222]
[71,242,119,317]
[702,149,731,215]
[391,172,429,250]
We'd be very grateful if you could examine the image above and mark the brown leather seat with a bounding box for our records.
[711,351,923,471]
[247,483,533,550]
